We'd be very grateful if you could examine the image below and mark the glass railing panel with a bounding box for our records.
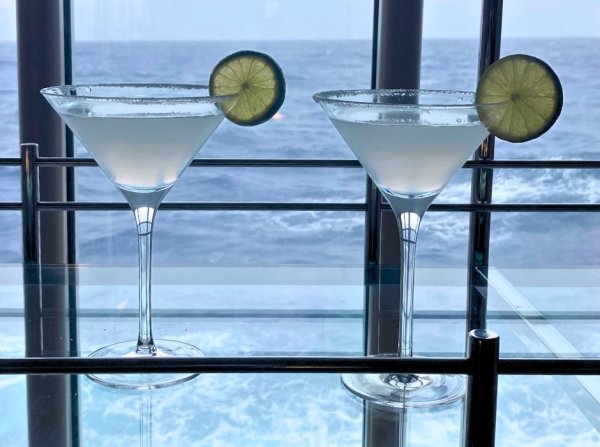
[0,264,489,359]
[483,267,600,358]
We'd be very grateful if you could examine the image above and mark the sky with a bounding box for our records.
[1,0,599,41]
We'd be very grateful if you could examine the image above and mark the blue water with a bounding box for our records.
[1,39,600,447]
[0,39,599,267]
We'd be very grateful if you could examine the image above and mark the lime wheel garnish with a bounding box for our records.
[209,50,285,126]
[475,54,563,143]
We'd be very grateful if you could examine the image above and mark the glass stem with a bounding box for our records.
[134,205,157,354]
[397,211,422,358]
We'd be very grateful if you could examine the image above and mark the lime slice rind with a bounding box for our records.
[476,54,563,143]
[209,50,286,126]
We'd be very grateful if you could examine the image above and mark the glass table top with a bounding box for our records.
[0,265,599,446]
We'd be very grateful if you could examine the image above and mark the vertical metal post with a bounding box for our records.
[64,0,77,266]
[375,0,423,90]
[364,2,423,447]
[17,1,74,446]
[363,0,381,307]
[464,329,499,447]
[21,144,40,267]
[62,2,81,444]
[466,0,503,334]
[21,143,43,357]
[17,0,69,265]
[20,143,74,447]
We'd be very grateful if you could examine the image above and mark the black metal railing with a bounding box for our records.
[12,142,600,359]
[5,147,600,217]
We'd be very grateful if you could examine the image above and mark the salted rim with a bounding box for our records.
[313,88,505,109]
[40,83,236,103]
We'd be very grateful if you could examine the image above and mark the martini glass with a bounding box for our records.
[42,84,233,389]
[314,89,491,408]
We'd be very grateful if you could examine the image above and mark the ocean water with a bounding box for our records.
[1,39,600,447]
[0,38,599,268]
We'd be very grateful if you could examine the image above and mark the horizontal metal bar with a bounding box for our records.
[2,308,598,321]
[465,160,600,169]
[0,152,597,214]
[0,356,472,375]
[0,202,26,210]
[0,308,364,319]
[0,201,597,212]
[3,157,362,168]
[36,201,368,212]
[427,203,600,212]
[2,157,600,169]
[2,356,600,376]
[498,358,600,375]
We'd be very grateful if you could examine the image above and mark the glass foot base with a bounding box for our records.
[88,339,203,390]
[341,369,465,409]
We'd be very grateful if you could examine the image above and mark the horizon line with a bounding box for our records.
[1,36,599,44]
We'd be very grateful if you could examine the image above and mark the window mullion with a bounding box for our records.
[466,0,504,337]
